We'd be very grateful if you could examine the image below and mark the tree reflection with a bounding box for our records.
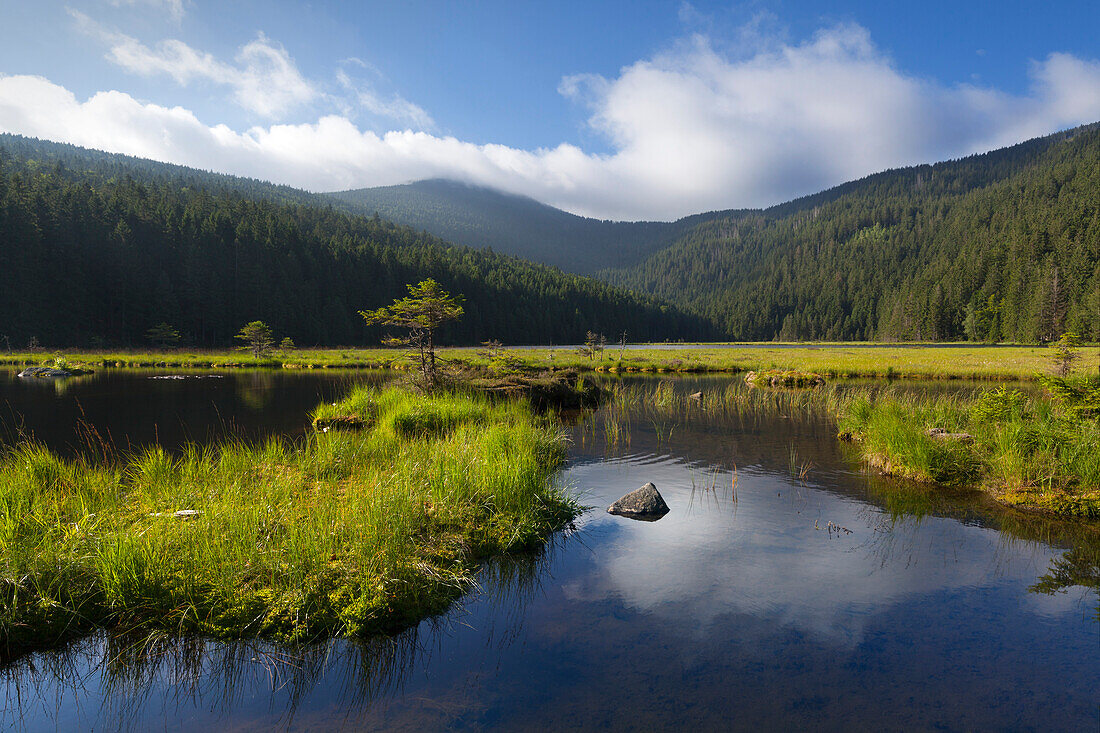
[1030,546,1100,620]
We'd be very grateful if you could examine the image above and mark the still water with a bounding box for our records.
[1,369,1097,731]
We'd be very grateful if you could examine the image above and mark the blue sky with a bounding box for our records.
[1,1,1099,219]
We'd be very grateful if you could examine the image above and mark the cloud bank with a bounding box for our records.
[3,23,1100,220]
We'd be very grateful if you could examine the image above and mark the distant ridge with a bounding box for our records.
[325,179,701,273]
[325,124,1099,279]
[3,121,1097,345]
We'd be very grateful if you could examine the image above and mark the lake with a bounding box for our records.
[1,369,1096,731]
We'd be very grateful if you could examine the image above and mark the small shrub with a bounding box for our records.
[972,386,1028,424]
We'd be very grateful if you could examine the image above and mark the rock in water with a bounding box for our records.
[608,482,670,520]
[18,366,72,378]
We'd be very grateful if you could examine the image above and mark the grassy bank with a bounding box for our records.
[602,379,1100,520]
[0,387,577,661]
[836,384,1100,519]
[3,342,1097,380]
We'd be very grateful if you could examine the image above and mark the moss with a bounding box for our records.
[1001,490,1100,519]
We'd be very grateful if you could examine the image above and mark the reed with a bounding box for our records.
[607,378,1099,519]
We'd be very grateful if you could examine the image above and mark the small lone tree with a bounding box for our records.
[146,322,181,349]
[479,339,504,361]
[235,320,275,358]
[1050,331,1081,377]
[577,331,606,360]
[279,336,296,351]
[479,339,521,374]
[360,279,464,388]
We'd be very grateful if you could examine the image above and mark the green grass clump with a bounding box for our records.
[840,396,980,484]
[0,388,576,661]
[745,369,825,388]
[838,385,1100,517]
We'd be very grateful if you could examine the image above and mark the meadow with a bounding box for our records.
[4,342,1097,380]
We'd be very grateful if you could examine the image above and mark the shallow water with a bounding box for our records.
[1,371,1097,731]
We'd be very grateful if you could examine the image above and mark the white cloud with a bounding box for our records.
[557,457,1079,648]
[6,21,1100,220]
[74,13,428,128]
[228,34,318,119]
[335,68,434,131]
[72,11,316,119]
[108,0,187,23]
[106,35,229,85]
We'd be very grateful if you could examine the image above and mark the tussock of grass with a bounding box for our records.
[838,385,1100,518]
[842,398,980,484]
[0,388,577,661]
[606,380,844,420]
[745,369,825,388]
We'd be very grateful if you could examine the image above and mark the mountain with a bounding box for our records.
[603,123,1100,342]
[325,179,711,273]
[6,121,1097,348]
[0,134,714,348]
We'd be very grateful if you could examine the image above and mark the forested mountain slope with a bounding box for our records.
[325,179,707,273]
[604,124,1100,342]
[0,136,713,348]
[0,134,323,208]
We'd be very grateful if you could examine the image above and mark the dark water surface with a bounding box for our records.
[1,370,1097,731]
[0,368,386,456]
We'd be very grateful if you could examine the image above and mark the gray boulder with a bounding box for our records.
[18,366,72,378]
[608,482,670,521]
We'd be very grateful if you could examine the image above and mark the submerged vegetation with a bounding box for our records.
[0,387,577,662]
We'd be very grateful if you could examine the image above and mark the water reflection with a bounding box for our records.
[0,368,387,457]
[0,374,1096,730]
[0,538,569,732]
[235,371,278,411]
[1031,546,1100,617]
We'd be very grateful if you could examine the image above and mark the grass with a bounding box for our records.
[836,384,1100,518]
[3,342,1098,380]
[603,378,1099,520]
[837,394,982,484]
[0,387,578,662]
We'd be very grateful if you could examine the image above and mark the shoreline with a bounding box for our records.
[3,342,1096,381]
